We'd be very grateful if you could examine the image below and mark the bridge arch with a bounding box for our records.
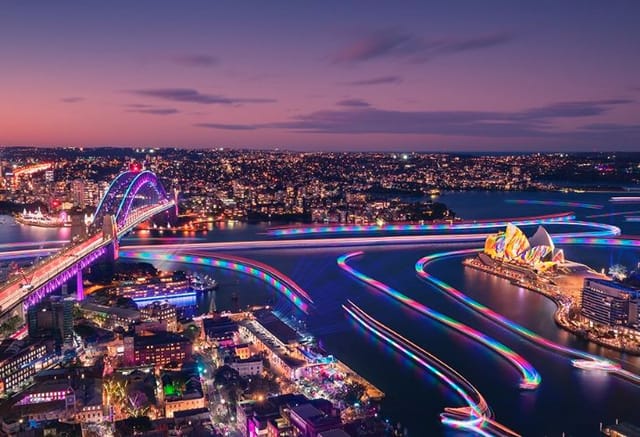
[92,170,170,228]
[114,170,169,226]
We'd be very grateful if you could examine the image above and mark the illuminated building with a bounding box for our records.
[482,224,562,272]
[234,343,251,359]
[0,338,56,396]
[238,320,305,380]
[11,367,105,424]
[203,316,238,346]
[71,179,86,208]
[79,302,141,329]
[162,367,205,418]
[229,356,263,377]
[581,278,639,329]
[140,301,178,332]
[123,332,192,367]
[237,394,341,437]
[289,403,343,437]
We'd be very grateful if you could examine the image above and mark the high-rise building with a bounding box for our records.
[71,179,86,209]
[581,278,639,328]
[27,296,74,345]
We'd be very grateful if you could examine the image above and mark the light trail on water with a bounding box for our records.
[268,213,575,236]
[585,210,640,219]
[415,249,617,368]
[119,249,312,313]
[610,197,640,203]
[504,199,603,209]
[337,251,541,389]
[343,301,520,436]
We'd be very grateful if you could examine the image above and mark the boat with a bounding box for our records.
[15,208,71,228]
[189,273,218,292]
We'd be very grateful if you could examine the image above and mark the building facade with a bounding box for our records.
[0,339,56,396]
[123,332,192,367]
[581,278,639,329]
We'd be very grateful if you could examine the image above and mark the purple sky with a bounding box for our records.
[1,1,639,151]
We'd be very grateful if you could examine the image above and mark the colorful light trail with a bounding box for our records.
[343,301,519,436]
[504,199,603,209]
[415,249,621,369]
[610,197,640,203]
[552,236,640,247]
[337,251,541,389]
[269,212,575,236]
[119,249,312,313]
[550,220,620,239]
[585,210,640,219]
[132,291,197,303]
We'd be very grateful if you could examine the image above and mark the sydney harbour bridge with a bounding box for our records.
[0,168,175,322]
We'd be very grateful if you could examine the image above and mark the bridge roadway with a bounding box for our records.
[0,201,174,317]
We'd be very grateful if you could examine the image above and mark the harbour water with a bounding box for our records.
[3,190,640,435]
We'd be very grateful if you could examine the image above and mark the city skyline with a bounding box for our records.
[1,1,640,151]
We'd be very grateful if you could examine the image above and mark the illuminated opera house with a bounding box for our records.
[480,224,565,274]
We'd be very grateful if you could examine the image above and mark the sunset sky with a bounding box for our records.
[1,1,639,151]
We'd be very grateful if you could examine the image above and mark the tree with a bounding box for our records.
[183,324,200,341]
[339,382,366,405]
[123,391,150,418]
[0,315,23,338]
[609,264,628,282]
[245,375,279,398]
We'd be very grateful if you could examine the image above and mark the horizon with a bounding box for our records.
[1,1,639,151]
[2,145,640,155]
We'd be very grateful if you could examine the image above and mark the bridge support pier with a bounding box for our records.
[76,270,84,301]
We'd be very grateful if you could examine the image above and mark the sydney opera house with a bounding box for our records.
[480,224,566,274]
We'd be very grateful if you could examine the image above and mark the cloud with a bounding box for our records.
[127,107,180,115]
[337,99,370,107]
[124,103,152,108]
[195,122,258,130]
[127,88,275,105]
[60,97,85,103]
[332,28,513,63]
[342,75,403,86]
[172,54,218,67]
[517,99,634,120]
[196,98,635,139]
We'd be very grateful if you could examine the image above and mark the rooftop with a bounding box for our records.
[254,310,300,345]
[132,331,190,347]
[585,277,640,297]
[81,302,141,320]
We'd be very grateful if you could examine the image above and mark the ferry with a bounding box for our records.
[571,359,621,372]
[15,208,70,228]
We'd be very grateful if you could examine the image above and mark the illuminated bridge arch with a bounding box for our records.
[93,170,170,228]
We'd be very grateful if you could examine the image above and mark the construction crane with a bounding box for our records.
[18,268,34,291]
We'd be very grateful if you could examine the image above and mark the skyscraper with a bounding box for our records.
[27,296,74,346]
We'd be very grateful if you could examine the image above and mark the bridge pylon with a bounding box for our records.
[102,214,119,261]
